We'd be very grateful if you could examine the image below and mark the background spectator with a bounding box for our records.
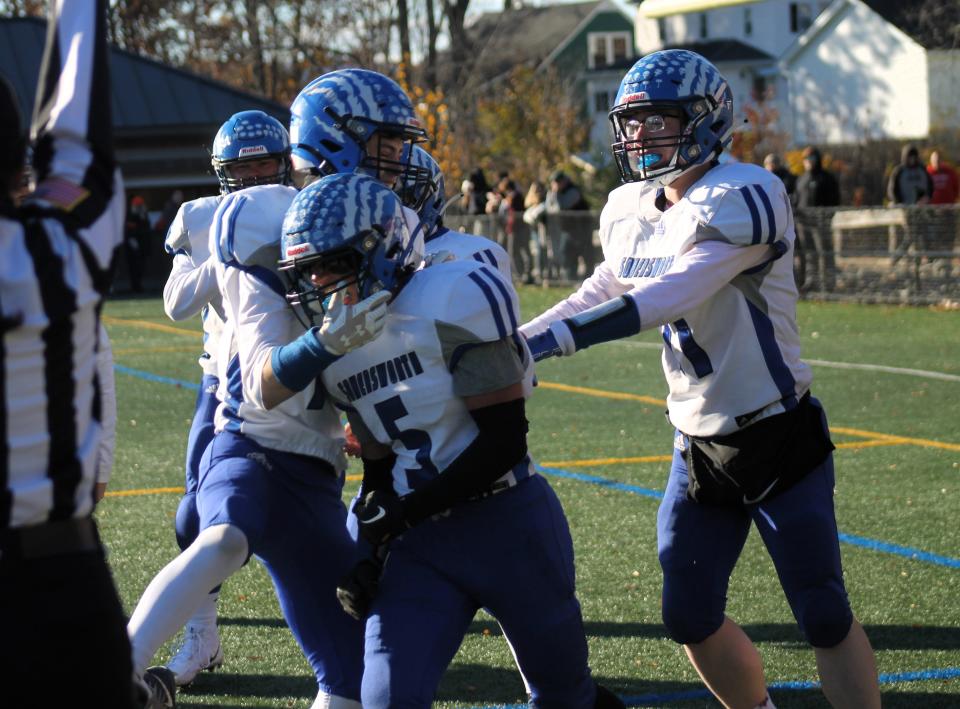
[886,144,933,205]
[927,150,959,205]
[155,189,184,237]
[523,180,548,282]
[545,170,591,281]
[487,174,530,282]
[764,153,796,201]
[124,194,152,293]
[794,146,840,292]
[460,167,490,215]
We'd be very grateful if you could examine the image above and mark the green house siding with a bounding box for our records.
[552,12,635,79]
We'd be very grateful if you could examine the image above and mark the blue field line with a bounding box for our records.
[534,464,960,570]
[114,364,199,391]
[466,666,960,708]
[838,532,960,569]
[535,464,664,500]
[114,365,960,570]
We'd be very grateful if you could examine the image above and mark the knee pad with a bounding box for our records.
[796,586,853,648]
[174,492,200,551]
[196,523,250,569]
[660,582,724,645]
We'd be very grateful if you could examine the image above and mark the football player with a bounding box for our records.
[394,145,512,277]
[521,50,880,709]
[128,69,426,708]
[158,109,290,686]
[279,173,625,709]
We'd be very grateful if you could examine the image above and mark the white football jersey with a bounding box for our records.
[630,163,810,436]
[163,195,224,377]
[321,260,534,496]
[209,184,346,468]
[424,227,512,281]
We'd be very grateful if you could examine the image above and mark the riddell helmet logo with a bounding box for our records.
[623,92,648,103]
[239,145,269,157]
[285,243,314,258]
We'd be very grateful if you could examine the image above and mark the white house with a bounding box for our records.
[632,0,954,146]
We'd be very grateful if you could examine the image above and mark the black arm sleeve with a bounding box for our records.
[400,397,529,525]
[361,454,397,496]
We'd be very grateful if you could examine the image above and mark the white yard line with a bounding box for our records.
[615,341,960,382]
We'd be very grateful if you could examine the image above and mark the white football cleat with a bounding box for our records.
[165,624,224,686]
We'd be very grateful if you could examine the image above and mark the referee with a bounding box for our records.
[0,1,136,707]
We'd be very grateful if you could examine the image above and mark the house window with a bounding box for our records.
[699,12,708,39]
[590,35,607,68]
[658,18,667,43]
[790,2,813,33]
[612,36,628,63]
[587,32,634,69]
[744,7,753,36]
[594,90,610,113]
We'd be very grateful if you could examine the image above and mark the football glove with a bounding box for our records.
[524,321,575,362]
[316,289,391,356]
[354,489,410,545]
[336,552,387,621]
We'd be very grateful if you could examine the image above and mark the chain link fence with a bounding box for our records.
[446,206,960,306]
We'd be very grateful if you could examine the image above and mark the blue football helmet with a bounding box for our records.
[279,173,420,321]
[609,50,733,186]
[211,110,291,194]
[393,145,445,238]
[288,68,427,188]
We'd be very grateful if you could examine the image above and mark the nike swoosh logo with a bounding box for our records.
[743,478,780,505]
[364,506,386,523]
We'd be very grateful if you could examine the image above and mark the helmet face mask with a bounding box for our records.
[289,69,427,189]
[609,50,733,186]
[211,110,292,194]
[393,145,445,237]
[279,173,419,325]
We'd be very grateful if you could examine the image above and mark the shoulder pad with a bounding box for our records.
[211,185,296,270]
[164,195,220,259]
[421,260,520,342]
[689,163,790,247]
[598,181,659,252]
[427,230,511,279]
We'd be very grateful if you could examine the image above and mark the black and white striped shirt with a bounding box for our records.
[1,0,122,530]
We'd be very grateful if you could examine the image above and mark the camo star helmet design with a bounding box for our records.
[288,68,427,187]
[279,173,421,322]
[609,49,734,186]
[210,110,291,194]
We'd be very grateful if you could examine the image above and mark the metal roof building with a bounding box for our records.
[0,16,290,195]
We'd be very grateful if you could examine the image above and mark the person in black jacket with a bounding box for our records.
[794,146,840,293]
[886,144,933,206]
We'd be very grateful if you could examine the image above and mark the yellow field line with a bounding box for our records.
[104,474,363,499]
[540,455,672,468]
[538,381,665,406]
[105,486,183,497]
[831,426,960,452]
[540,381,959,452]
[835,439,903,451]
[101,317,959,454]
[103,315,200,338]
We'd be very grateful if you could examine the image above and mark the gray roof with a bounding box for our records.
[465,1,600,80]
[0,16,289,135]
[663,39,774,63]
